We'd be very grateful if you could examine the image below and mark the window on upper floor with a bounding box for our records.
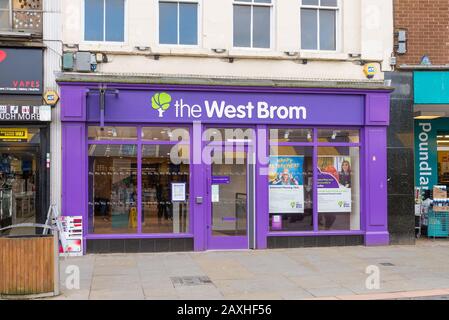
[84,0,125,42]
[233,0,272,49]
[159,1,198,45]
[0,0,42,35]
[300,0,338,51]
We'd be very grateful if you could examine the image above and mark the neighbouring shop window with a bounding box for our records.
[301,0,338,51]
[88,144,137,234]
[84,0,125,42]
[0,128,41,233]
[233,0,272,48]
[437,132,449,187]
[141,144,190,234]
[0,0,43,33]
[88,126,137,140]
[159,1,198,45]
[317,146,360,231]
[269,146,313,231]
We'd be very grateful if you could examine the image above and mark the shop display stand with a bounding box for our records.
[427,208,449,239]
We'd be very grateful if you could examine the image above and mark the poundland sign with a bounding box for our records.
[415,121,437,190]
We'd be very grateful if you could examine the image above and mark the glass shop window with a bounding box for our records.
[88,126,137,140]
[84,0,125,42]
[317,146,360,231]
[269,128,313,143]
[141,144,190,234]
[233,0,272,48]
[317,129,359,143]
[301,0,338,51]
[88,144,137,234]
[203,127,254,143]
[159,1,198,45]
[269,146,314,232]
[141,127,190,142]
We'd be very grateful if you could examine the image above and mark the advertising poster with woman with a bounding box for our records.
[269,156,304,213]
[318,156,352,212]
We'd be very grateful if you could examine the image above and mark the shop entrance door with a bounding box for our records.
[0,146,39,232]
[206,146,255,250]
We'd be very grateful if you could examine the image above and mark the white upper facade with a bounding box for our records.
[62,0,393,81]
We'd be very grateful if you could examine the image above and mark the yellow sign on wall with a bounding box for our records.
[0,128,28,141]
[43,90,59,106]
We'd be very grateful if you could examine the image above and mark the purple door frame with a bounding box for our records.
[59,82,392,252]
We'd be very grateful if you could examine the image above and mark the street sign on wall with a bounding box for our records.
[0,48,43,95]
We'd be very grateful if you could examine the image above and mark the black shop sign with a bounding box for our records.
[0,48,43,94]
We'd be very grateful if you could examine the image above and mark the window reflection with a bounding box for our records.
[317,147,360,231]
[141,144,190,234]
[88,144,138,234]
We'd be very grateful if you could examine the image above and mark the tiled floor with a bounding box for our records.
[49,238,449,300]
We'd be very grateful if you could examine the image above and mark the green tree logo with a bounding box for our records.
[151,92,172,118]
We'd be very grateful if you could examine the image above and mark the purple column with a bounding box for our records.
[62,121,88,254]
[192,122,206,251]
[256,125,268,249]
[363,93,390,246]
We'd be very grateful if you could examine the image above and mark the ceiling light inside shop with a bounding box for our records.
[415,116,443,119]
[414,111,445,120]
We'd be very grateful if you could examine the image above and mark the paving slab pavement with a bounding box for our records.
[47,239,449,300]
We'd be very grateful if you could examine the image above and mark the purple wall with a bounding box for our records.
[59,82,391,249]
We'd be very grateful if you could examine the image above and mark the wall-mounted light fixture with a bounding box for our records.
[64,43,79,49]
[348,53,361,58]
[414,111,445,120]
[284,51,299,57]
[135,46,151,51]
[212,48,227,54]
[396,30,407,54]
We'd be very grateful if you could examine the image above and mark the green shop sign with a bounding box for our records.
[415,120,438,190]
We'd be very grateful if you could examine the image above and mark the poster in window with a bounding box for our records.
[269,156,304,214]
[317,156,352,213]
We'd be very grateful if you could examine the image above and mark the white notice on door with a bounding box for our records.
[172,183,186,202]
[211,184,219,203]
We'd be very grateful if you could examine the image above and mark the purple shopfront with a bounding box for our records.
[59,80,391,253]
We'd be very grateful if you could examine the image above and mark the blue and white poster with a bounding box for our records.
[317,156,352,213]
[269,156,304,214]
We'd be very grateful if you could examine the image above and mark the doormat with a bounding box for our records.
[170,276,213,287]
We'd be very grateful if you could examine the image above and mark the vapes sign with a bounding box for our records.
[0,48,43,94]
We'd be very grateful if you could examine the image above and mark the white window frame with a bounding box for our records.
[157,0,201,47]
[299,0,340,52]
[81,0,128,45]
[232,0,274,50]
